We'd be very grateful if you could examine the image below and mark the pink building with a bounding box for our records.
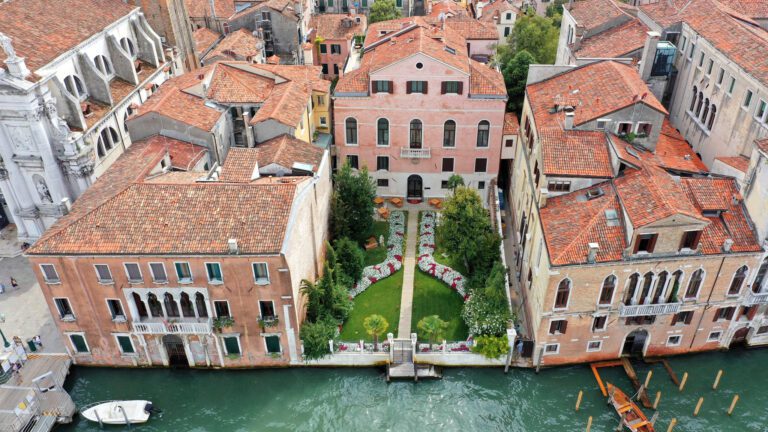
[309,13,367,79]
[333,19,507,201]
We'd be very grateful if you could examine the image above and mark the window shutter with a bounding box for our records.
[561,320,568,334]
[671,313,679,325]
[441,82,447,94]
[371,82,377,94]
[388,81,394,93]
[457,82,464,95]
[726,307,735,320]
[692,230,702,249]
[713,310,720,322]
[633,236,641,254]
[423,81,428,94]
[684,311,693,324]
[406,81,412,94]
[549,321,556,334]
[748,306,758,320]
[648,234,658,253]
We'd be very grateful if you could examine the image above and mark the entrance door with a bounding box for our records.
[407,175,423,200]
[622,330,648,357]
[162,334,188,367]
[730,327,750,347]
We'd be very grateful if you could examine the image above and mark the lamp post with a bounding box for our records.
[0,328,10,349]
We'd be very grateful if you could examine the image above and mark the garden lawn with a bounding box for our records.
[339,270,403,342]
[411,270,469,341]
[430,213,468,275]
[364,220,390,266]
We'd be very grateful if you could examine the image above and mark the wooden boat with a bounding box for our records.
[606,383,655,432]
[81,400,153,425]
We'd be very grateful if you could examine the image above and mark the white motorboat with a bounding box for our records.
[81,400,154,425]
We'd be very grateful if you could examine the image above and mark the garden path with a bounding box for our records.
[397,211,418,337]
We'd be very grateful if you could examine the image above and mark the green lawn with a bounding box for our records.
[422,211,468,275]
[411,270,469,342]
[339,270,403,341]
[364,220,390,266]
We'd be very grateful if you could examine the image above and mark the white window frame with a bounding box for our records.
[635,122,653,136]
[755,99,768,123]
[53,297,76,321]
[586,340,602,352]
[67,332,90,354]
[174,261,193,284]
[344,117,358,146]
[616,122,633,136]
[376,117,390,147]
[547,318,567,335]
[727,76,735,95]
[592,314,608,332]
[263,334,282,354]
[94,264,113,284]
[252,262,270,285]
[552,278,572,311]
[666,335,682,347]
[105,298,126,322]
[205,262,224,284]
[123,262,143,283]
[726,266,749,297]
[149,262,168,283]
[543,343,560,355]
[213,300,231,318]
[684,268,706,301]
[742,89,754,110]
[707,331,722,342]
[222,334,242,356]
[114,333,137,355]
[40,263,61,284]
[597,275,617,308]
[595,118,610,130]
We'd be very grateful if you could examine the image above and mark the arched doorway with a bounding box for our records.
[162,334,189,367]
[407,175,423,201]
[730,327,750,348]
[622,329,649,357]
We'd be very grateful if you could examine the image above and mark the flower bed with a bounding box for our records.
[417,211,467,297]
[350,211,405,297]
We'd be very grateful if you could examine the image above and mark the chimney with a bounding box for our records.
[639,31,661,81]
[228,238,239,254]
[0,33,30,79]
[564,111,575,130]
[722,238,734,253]
[587,243,600,263]
[61,198,72,214]
[539,187,549,207]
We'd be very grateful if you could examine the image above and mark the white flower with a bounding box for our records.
[351,210,406,298]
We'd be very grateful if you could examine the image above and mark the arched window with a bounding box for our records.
[120,37,137,57]
[377,118,389,146]
[598,275,616,306]
[476,120,490,147]
[639,272,654,304]
[624,273,640,304]
[64,75,86,99]
[410,119,422,148]
[164,292,180,317]
[754,258,768,293]
[345,118,357,144]
[147,293,163,317]
[554,278,571,309]
[443,120,456,147]
[728,266,748,296]
[668,270,683,302]
[132,292,148,318]
[685,269,704,299]
[180,292,195,317]
[652,271,668,304]
[93,55,113,76]
[195,292,208,318]
[695,91,704,117]
[690,86,698,111]
[96,127,120,159]
[701,98,710,122]
[707,105,716,130]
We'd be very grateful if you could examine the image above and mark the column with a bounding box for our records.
[182,335,195,367]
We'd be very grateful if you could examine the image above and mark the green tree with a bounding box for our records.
[331,163,376,244]
[369,0,402,23]
[300,262,353,324]
[437,186,501,275]
[333,237,365,286]
[462,263,511,336]
[502,50,536,112]
[545,0,567,27]
[363,314,389,351]
[446,174,465,192]
[508,13,559,65]
[471,335,510,359]
[300,319,336,360]
[300,279,323,323]
[417,315,449,346]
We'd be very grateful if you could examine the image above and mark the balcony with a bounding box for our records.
[744,291,768,306]
[619,301,682,317]
[131,317,212,335]
[400,147,431,159]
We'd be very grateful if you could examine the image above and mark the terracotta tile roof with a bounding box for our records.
[715,156,750,173]
[715,0,768,18]
[230,0,297,21]
[575,18,649,59]
[568,0,627,30]
[166,139,209,170]
[443,18,499,40]
[503,112,519,135]
[540,181,627,265]
[220,134,323,182]
[204,29,262,61]
[478,0,521,22]
[428,0,471,18]
[194,28,222,55]
[756,138,768,154]
[640,0,768,88]
[184,0,235,19]
[309,14,367,41]
[206,63,274,103]
[652,120,708,173]
[526,61,667,129]
[266,55,280,64]
[0,0,137,73]
[683,178,731,211]
[469,59,506,96]
[540,129,613,178]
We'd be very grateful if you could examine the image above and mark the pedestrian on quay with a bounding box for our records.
[515,339,524,360]
[10,277,18,289]
[33,335,43,349]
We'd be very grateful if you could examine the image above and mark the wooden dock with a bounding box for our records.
[589,358,651,408]
[645,358,680,386]
[386,339,441,381]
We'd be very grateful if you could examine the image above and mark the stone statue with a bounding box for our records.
[0,33,17,60]
[34,176,53,203]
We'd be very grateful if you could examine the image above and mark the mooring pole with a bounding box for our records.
[727,394,740,415]
[586,416,592,432]
[666,418,677,432]
[679,372,688,392]
[575,390,583,411]
[653,391,661,410]
[712,370,723,390]
[693,397,704,416]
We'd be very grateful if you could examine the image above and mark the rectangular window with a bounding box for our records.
[478,181,485,190]
[707,331,722,342]
[688,43,695,59]
[592,315,607,332]
[331,44,341,54]
[728,77,735,94]
[69,334,89,353]
[743,89,753,108]
[320,44,327,54]
[116,335,135,354]
[259,300,276,318]
[252,262,270,284]
[666,335,682,347]
[587,340,602,352]
[543,343,559,355]
[107,299,125,321]
[717,68,724,85]
[150,263,167,283]
[376,156,389,171]
[637,123,652,136]
[377,179,389,187]
[596,119,609,130]
[40,264,60,283]
[407,81,427,94]
[316,95,324,106]
[504,27,510,37]
[474,158,487,173]
[442,81,461,94]
[442,158,454,172]
[373,80,392,93]
[698,52,705,68]
[206,262,223,284]
[756,99,767,121]
[124,263,142,283]
[680,35,687,51]
[396,0,402,6]
[333,64,339,75]
[617,122,633,135]
[175,262,193,283]
[54,298,74,320]
[706,59,713,75]
[679,230,702,250]
[547,181,571,192]
[321,63,328,74]
[223,336,241,355]
[505,139,514,147]
[265,335,281,353]
[634,233,658,253]
[320,116,328,127]
[548,319,567,335]
[672,310,694,325]
[346,155,358,169]
[95,264,113,283]
[714,306,735,322]
[214,300,230,318]
[441,181,449,189]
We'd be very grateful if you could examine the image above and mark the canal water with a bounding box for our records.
[60,349,767,431]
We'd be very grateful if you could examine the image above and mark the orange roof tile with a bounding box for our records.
[715,156,750,173]
[575,18,649,59]
[756,138,768,154]
[653,120,708,173]
[0,0,137,73]
[429,0,471,18]
[568,0,627,30]
[309,13,367,41]
[478,0,521,23]
[469,59,506,96]
[503,112,519,135]
[194,27,222,55]
[715,0,768,19]
[205,29,262,61]
[220,135,324,182]
[184,0,235,18]
[540,129,613,178]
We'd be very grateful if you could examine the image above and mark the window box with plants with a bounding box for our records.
[213,316,235,333]
[258,315,280,332]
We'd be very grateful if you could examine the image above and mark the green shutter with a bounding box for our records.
[265,335,281,353]
[117,335,135,354]
[362,0,368,6]
[71,335,88,353]
[328,0,333,6]
[396,0,402,7]
[224,336,240,355]
[320,44,327,54]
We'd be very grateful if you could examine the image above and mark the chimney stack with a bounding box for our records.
[61,198,72,214]
[564,111,575,130]
[722,238,734,253]
[228,238,239,254]
[587,243,600,263]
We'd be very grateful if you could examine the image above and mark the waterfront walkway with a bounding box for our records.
[397,211,418,338]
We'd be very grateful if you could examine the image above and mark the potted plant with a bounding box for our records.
[258,315,280,332]
[213,316,235,333]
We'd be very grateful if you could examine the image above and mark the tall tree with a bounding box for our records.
[508,12,559,65]
[446,174,465,192]
[417,315,448,346]
[369,0,402,24]
[333,237,365,286]
[363,314,389,351]
[502,50,535,112]
[331,163,376,244]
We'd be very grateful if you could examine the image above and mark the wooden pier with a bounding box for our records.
[386,339,441,381]
[590,358,652,408]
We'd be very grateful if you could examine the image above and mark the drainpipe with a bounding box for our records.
[688,255,726,349]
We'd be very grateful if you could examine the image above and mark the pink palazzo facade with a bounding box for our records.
[333,19,507,200]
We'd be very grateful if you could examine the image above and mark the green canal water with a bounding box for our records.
[59,349,768,431]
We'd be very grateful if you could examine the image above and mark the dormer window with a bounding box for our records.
[634,233,657,254]
[617,122,633,135]
[679,230,702,251]
[637,123,652,136]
